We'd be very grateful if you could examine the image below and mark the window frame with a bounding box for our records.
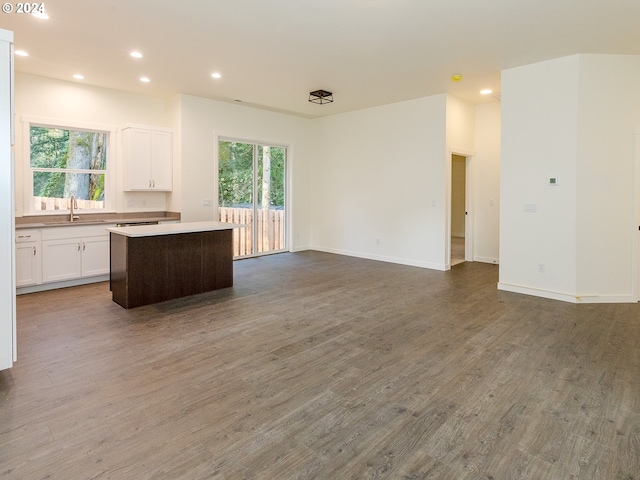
[22,116,117,216]
[217,136,289,258]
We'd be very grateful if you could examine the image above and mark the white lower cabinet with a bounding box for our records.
[80,236,110,277]
[37,226,109,283]
[15,230,41,287]
[42,235,109,283]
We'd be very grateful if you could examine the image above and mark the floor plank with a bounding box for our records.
[1,251,639,479]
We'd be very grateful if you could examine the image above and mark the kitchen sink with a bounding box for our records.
[71,219,113,224]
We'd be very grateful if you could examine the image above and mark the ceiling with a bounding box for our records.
[2,0,640,118]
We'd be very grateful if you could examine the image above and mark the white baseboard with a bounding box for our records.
[289,245,311,253]
[497,282,637,304]
[17,274,110,295]
[475,256,499,265]
[311,245,447,271]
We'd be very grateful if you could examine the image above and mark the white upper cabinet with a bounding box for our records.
[122,126,172,191]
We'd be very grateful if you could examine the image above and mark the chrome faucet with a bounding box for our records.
[69,195,80,222]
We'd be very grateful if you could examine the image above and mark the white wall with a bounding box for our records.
[473,102,501,264]
[499,54,640,303]
[575,55,640,299]
[176,94,313,250]
[500,56,580,299]
[14,73,171,216]
[310,95,450,270]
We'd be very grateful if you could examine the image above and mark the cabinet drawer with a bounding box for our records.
[16,230,41,243]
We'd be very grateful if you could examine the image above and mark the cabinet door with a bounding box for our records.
[16,242,41,287]
[81,236,110,277]
[126,128,152,190]
[150,131,172,190]
[42,239,82,283]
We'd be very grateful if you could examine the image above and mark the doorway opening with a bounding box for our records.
[451,154,467,266]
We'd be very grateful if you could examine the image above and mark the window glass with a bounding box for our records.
[218,139,287,257]
[29,126,108,211]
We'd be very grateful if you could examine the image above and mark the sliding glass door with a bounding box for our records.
[218,140,286,257]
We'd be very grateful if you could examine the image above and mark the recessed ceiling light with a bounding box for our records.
[211,73,222,79]
[130,51,143,58]
[480,89,493,95]
[140,77,150,83]
[32,11,48,19]
[73,74,84,80]
[14,50,29,57]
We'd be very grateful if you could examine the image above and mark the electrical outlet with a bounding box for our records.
[538,263,545,273]
[202,199,213,207]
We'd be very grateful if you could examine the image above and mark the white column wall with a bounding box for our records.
[575,55,640,300]
[499,54,640,303]
[499,56,580,300]
[0,29,14,370]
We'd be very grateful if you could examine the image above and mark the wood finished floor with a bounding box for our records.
[1,251,639,479]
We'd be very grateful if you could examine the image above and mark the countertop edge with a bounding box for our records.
[107,221,244,238]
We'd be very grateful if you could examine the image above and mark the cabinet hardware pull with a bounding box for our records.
[18,234,31,239]
[33,246,36,256]
[83,242,86,251]
[77,242,81,251]
[149,180,152,188]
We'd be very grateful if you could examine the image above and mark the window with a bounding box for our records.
[24,118,115,213]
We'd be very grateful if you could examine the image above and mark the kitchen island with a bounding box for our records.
[108,221,241,308]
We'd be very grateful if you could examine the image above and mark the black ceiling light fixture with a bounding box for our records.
[309,89,333,105]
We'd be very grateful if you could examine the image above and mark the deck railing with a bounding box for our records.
[218,207,285,257]
[34,196,104,211]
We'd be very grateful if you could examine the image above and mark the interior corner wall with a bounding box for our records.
[473,102,501,264]
[575,55,640,300]
[499,56,580,301]
[309,95,449,270]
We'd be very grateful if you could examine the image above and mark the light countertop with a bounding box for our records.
[16,211,180,230]
[107,221,243,238]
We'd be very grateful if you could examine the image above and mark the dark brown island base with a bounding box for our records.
[107,221,242,309]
